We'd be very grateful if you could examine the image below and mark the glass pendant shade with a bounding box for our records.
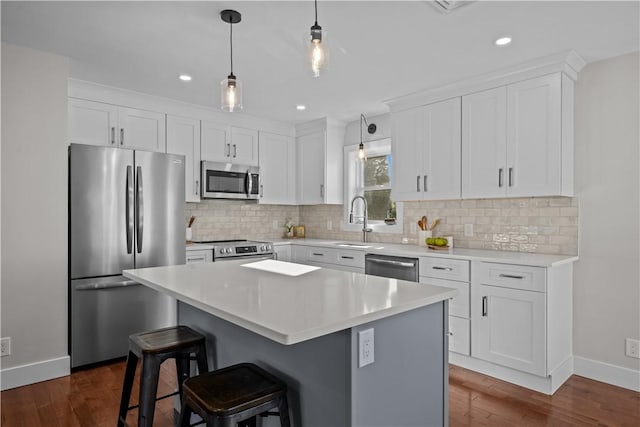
[220,74,242,112]
[358,142,367,161]
[309,25,329,77]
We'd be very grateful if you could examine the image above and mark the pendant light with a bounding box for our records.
[359,114,377,161]
[220,10,242,112]
[309,0,328,77]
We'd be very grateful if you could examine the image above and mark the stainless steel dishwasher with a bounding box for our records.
[365,254,419,282]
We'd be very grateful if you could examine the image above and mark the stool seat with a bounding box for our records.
[118,325,208,427]
[130,325,206,354]
[180,363,290,427]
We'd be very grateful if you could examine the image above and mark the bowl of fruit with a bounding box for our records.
[425,236,452,250]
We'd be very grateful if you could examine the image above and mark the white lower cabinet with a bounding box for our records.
[186,248,213,264]
[420,257,471,356]
[290,245,364,273]
[469,261,572,385]
[472,283,546,376]
[273,245,291,262]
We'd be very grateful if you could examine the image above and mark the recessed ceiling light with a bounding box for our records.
[296,105,306,111]
[179,74,192,81]
[495,37,512,46]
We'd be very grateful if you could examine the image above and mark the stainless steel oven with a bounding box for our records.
[193,240,274,262]
[201,161,260,200]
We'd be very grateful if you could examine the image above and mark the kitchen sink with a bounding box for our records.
[334,242,372,249]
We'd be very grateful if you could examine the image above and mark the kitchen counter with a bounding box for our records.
[272,238,578,267]
[124,259,453,426]
[124,259,456,345]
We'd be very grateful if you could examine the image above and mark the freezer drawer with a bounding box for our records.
[70,276,176,368]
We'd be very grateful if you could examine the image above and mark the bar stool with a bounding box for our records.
[179,363,290,427]
[117,325,209,427]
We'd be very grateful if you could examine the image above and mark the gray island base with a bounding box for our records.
[179,300,448,427]
[123,261,455,426]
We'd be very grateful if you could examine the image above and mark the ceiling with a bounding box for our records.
[2,1,638,124]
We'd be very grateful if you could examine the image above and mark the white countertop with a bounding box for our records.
[186,243,214,251]
[124,260,457,345]
[272,239,578,267]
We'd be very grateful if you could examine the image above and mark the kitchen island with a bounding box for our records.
[124,259,457,427]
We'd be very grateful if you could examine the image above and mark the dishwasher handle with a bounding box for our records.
[366,257,416,268]
[75,280,140,291]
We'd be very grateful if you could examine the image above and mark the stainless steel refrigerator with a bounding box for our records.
[69,143,185,368]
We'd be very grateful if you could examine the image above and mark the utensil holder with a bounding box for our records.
[186,227,193,243]
[418,230,432,247]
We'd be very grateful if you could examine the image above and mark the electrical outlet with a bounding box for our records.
[272,219,279,230]
[625,338,640,359]
[1,337,11,357]
[327,220,332,231]
[358,328,374,367]
[464,223,474,237]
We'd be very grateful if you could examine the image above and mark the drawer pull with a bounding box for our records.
[312,253,324,256]
[432,266,453,271]
[448,331,453,336]
[499,274,524,279]
[341,256,354,260]
[482,296,488,316]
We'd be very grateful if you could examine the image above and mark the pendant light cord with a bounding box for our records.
[229,20,233,75]
[314,0,318,25]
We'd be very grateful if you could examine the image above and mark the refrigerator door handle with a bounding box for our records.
[136,166,144,254]
[75,280,140,291]
[126,165,134,254]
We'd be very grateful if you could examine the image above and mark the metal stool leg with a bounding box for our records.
[138,355,161,427]
[195,342,209,374]
[117,351,139,427]
[176,354,190,398]
[278,395,291,427]
[178,395,193,427]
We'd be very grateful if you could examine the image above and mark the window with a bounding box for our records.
[343,138,403,233]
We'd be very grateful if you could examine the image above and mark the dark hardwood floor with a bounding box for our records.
[1,361,638,426]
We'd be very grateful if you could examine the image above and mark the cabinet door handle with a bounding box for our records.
[499,273,524,279]
[482,296,488,317]
[111,127,116,145]
[341,256,354,260]
[508,167,514,187]
[432,266,453,271]
[498,168,504,187]
[195,180,199,196]
[274,252,278,260]
[416,175,421,192]
[320,184,324,198]
[120,128,124,145]
[312,252,324,256]
[260,184,264,198]
[226,143,231,157]
[424,175,428,192]
[233,144,237,158]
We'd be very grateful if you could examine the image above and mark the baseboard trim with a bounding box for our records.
[1,356,70,391]
[573,356,640,392]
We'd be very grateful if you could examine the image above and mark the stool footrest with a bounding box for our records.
[126,389,180,411]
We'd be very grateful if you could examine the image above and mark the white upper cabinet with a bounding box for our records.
[259,132,296,204]
[392,97,461,201]
[461,87,507,199]
[462,73,572,198]
[295,119,345,205]
[201,122,258,166]
[166,115,201,202]
[230,127,259,166]
[68,98,165,152]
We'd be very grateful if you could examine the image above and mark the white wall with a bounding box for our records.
[343,113,391,146]
[1,43,69,387]
[574,52,640,375]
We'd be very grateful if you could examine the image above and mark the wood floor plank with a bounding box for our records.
[1,361,638,426]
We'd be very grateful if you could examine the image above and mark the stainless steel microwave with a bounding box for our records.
[201,161,260,200]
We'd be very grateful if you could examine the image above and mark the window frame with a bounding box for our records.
[343,138,403,234]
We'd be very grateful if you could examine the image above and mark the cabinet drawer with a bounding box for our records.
[474,262,546,292]
[306,247,338,264]
[449,316,470,356]
[186,249,212,264]
[420,277,469,318]
[420,257,470,282]
[335,250,364,268]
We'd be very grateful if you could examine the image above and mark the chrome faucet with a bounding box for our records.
[349,195,373,243]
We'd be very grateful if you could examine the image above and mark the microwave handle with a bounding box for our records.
[246,169,253,197]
